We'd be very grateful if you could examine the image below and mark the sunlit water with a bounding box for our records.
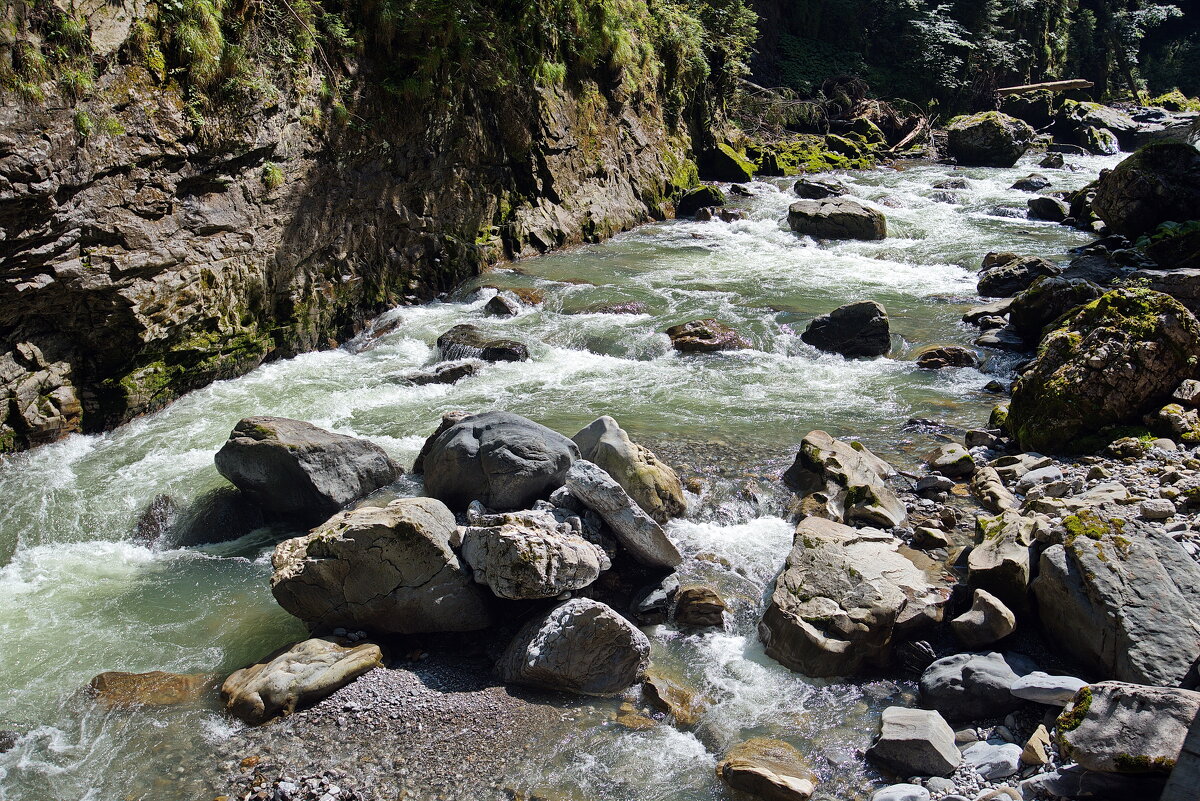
[0,154,1119,800]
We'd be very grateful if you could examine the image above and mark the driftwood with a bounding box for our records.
[886,116,930,153]
[996,79,1094,96]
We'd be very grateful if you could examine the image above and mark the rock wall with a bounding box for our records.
[0,32,697,452]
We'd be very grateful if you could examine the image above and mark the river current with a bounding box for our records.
[0,153,1120,800]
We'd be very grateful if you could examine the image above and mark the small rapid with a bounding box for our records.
[0,152,1120,801]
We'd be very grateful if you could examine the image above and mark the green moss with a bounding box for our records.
[1063,509,1112,542]
[1056,685,1092,732]
[1113,753,1176,772]
[73,110,94,137]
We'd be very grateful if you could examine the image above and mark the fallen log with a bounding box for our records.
[996,79,1094,96]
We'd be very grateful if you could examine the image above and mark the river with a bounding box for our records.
[0,152,1119,801]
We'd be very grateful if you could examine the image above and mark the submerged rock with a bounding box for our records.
[946,112,1035,167]
[421,411,579,511]
[800,300,891,358]
[436,324,529,362]
[220,637,382,725]
[88,670,215,708]
[787,197,887,240]
[214,417,401,526]
[665,318,750,353]
[717,738,818,801]
[760,518,949,677]
[1058,681,1200,773]
[572,415,686,524]
[498,598,649,696]
[271,497,493,634]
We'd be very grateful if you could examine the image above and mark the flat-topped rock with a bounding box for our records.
[788,197,886,240]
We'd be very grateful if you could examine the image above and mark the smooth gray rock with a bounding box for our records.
[801,300,891,358]
[919,652,1038,721]
[866,706,961,777]
[783,430,906,528]
[968,511,1040,612]
[927,443,976,479]
[1032,519,1200,687]
[1016,465,1063,493]
[788,197,887,240]
[499,598,650,696]
[564,460,682,569]
[214,417,402,525]
[459,511,610,600]
[761,518,949,677]
[421,411,579,511]
[1009,671,1087,706]
[870,785,930,801]
[271,497,493,634]
[951,589,1016,648]
[961,741,1022,780]
[572,416,686,524]
[1059,681,1200,773]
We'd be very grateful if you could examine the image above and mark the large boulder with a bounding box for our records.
[572,416,686,524]
[787,197,886,240]
[968,511,1039,612]
[800,300,891,358]
[214,417,401,525]
[866,706,961,778]
[977,255,1062,298]
[498,598,650,696]
[716,738,818,801]
[220,637,382,725]
[1056,100,1139,151]
[420,411,579,511]
[1007,289,1200,452]
[564,460,682,569]
[783,430,906,528]
[919,651,1037,721]
[676,184,725,218]
[436,324,529,362]
[665,318,751,353]
[1092,143,1200,238]
[1032,513,1200,687]
[1000,89,1057,128]
[759,518,949,677]
[946,112,1035,167]
[1058,682,1200,773]
[1131,266,1200,318]
[1007,276,1106,342]
[794,177,848,199]
[270,497,493,634]
[459,511,610,600]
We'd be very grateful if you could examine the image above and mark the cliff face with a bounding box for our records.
[0,2,706,453]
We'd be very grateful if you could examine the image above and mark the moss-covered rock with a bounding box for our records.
[1008,289,1200,453]
[1092,143,1200,238]
[700,143,755,182]
[1057,682,1200,774]
[946,112,1035,167]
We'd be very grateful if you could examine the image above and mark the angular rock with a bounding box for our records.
[717,738,818,801]
[1008,289,1200,453]
[483,292,523,317]
[1032,515,1200,687]
[220,637,382,725]
[1175,378,1200,407]
[801,300,890,358]
[915,346,978,369]
[1130,267,1200,318]
[1008,276,1106,344]
[88,671,215,708]
[977,256,1062,298]
[961,741,1022,780]
[1010,671,1087,707]
[436,324,529,362]
[787,198,887,241]
[926,443,975,479]
[677,185,726,218]
[794,177,848,199]
[866,706,961,777]
[946,112,1035,167]
[271,497,493,634]
[919,651,1037,720]
[459,512,610,600]
[564,460,682,569]
[214,417,402,525]
[1092,143,1200,238]
[782,430,906,528]
[760,518,949,677]
[673,584,727,628]
[701,143,755,182]
[665,318,750,353]
[421,411,579,511]
[498,598,650,696]
[963,297,1015,325]
[399,359,482,386]
[1022,724,1052,766]
[971,467,1019,513]
[952,589,1016,648]
[1058,681,1200,773]
[968,511,1037,611]
[1056,101,1139,150]
[643,671,707,728]
[572,415,686,524]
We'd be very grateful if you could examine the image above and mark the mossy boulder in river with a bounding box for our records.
[1007,289,1200,453]
[1092,143,1200,238]
[946,112,1035,167]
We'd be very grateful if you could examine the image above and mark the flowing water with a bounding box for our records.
[0,153,1120,801]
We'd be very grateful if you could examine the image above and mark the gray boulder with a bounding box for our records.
[459,511,610,600]
[421,411,579,511]
[760,518,949,677]
[961,741,1022,780]
[801,300,891,358]
[572,416,686,524]
[220,637,383,725]
[1010,671,1087,706]
[915,346,978,369]
[946,112,1035,167]
[1020,765,1167,800]
[794,177,848,199]
[866,706,961,777]
[1027,196,1069,222]
[214,417,402,525]
[977,255,1062,298]
[871,785,930,801]
[1032,514,1200,687]
[951,589,1016,648]
[271,497,493,634]
[783,430,906,528]
[1058,681,1200,773]
[926,443,975,479]
[968,511,1039,612]
[498,598,650,696]
[436,324,528,362]
[1092,142,1200,239]
[788,198,887,240]
[919,651,1038,721]
[1131,267,1200,318]
[564,460,682,569]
